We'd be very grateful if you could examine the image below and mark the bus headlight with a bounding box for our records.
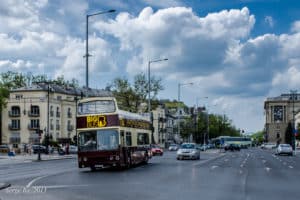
[115,156,120,160]
[110,156,114,160]
[83,157,88,162]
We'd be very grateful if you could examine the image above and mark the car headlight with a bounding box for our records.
[192,150,197,154]
[177,149,182,154]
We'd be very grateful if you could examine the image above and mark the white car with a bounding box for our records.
[177,143,200,160]
[168,144,178,151]
[276,144,293,156]
[262,143,277,149]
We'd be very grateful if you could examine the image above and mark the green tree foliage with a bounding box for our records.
[0,71,27,89]
[251,131,264,145]
[183,111,241,143]
[0,87,9,112]
[108,73,164,112]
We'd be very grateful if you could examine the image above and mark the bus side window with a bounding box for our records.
[120,131,125,146]
[126,132,132,146]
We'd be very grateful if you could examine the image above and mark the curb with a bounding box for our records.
[31,156,76,162]
[0,183,11,190]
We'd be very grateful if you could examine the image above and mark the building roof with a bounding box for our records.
[11,83,113,97]
[266,93,300,102]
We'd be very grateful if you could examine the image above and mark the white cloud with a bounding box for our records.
[291,21,300,33]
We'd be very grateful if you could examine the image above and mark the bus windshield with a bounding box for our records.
[78,130,119,151]
[78,100,116,115]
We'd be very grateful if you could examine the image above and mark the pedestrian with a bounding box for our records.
[48,145,53,154]
[28,143,32,155]
[66,143,69,155]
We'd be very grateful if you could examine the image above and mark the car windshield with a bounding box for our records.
[280,144,291,147]
[181,144,195,149]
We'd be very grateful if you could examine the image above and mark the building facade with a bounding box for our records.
[1,83,110,148]
[264,93,300,144]
[152,106,166,147]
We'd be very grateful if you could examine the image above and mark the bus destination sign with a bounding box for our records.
[77,114,119,129]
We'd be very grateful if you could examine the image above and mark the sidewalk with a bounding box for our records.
[0,153,76,164]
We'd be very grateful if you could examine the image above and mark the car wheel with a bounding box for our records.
[90,165,96,171]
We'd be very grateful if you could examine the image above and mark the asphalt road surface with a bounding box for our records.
[1,148,300,200]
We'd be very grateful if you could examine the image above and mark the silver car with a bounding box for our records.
[177,143,200,160]
[276,144,293,156]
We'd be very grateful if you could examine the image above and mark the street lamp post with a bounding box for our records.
[85,9,115,90]
[177,82,193,142]
[148,58,168,144]
[147,58,168,113]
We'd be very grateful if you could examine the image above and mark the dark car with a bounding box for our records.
[32,145,48,154]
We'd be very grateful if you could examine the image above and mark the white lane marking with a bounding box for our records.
[44,185,89,189]
[283,162,287,165]
[240,164,244,168]
[27,175,50,188]
[289,166,294,169]
[239,170,243,174]
[262,160,266,164]
[210,165,219,170]
[265,167,271,172]
[224,159,229,162]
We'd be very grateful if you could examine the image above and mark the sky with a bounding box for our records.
[1,0,300,133]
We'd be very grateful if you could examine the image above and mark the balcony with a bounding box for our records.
[28,124,40,130]
[8,111,21,117]
[28,111,40,117]
[67,125,74,131]
[8,124,20,130]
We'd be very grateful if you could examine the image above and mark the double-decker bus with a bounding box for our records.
[76,96,152,170]
[212,136,252,148]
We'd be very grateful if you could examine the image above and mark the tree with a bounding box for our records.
[0,71,27,89]
[108,73,164,112]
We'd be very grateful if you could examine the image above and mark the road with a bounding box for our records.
[0,148,300,200]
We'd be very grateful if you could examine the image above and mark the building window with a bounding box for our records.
[50,106,54,117]
[9,119,20,130]
[29,119,40,129]
[57,96,62,100]
[56,120,60,130]
[56,107,60,117]
[50,119,54,130]
[67,108,72,118]
[15,95,23,100]
[9,106,21,117]
[10,133,21,144]
[29,105,40,117]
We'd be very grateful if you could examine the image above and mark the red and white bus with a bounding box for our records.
[77,96,152,170]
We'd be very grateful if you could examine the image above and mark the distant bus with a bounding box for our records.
[212,136,252,148]
[76,96,152,170]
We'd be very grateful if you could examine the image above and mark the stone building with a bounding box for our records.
[264,93,300,144]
